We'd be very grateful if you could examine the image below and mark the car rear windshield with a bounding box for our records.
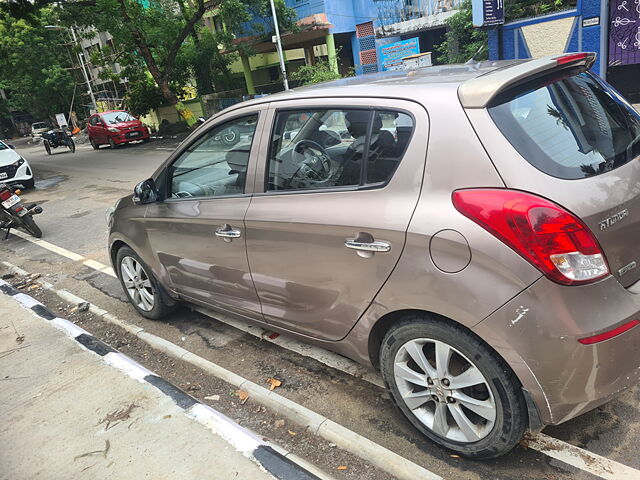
[32,122,47,129]
[102,111,136,124]
[488,71,640,179]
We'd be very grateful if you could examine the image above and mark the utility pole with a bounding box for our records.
[269,0,289,91]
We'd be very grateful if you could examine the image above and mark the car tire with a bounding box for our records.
[380,314,527,459]
[90,138,99,150]
[116,246,176,320]
[108,137,118,149]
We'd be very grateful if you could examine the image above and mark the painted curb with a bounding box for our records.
[0,279,324,480]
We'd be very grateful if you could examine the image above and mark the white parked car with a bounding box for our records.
[0,140,34,189]
[31,122,49,138]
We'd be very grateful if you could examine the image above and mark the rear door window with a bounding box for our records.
[267,109,414,192]
[488,71,640,179]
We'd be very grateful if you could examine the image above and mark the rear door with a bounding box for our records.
[244,98,428,341]
[468,70,640,287]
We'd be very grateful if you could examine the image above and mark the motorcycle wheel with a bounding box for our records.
[44,140,51,155]
[20,214,42,239]
[68,139,76,153]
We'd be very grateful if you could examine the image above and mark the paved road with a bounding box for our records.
[2,138,640,479]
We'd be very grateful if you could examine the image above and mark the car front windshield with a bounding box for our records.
[102,111,136,124]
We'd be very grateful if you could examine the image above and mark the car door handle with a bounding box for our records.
[215,225,241,238]
[345,239,391,252]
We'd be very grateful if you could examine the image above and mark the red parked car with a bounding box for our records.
[87,110,150,149]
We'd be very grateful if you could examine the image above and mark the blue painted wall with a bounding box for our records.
[486,0,605,76]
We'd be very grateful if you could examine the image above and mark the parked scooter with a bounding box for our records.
[0,183,42,239]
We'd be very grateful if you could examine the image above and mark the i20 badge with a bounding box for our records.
[619,261,637,277]
[600,208,629,230]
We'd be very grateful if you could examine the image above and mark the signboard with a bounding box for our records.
[608,0,640,66]
[379,38,420,71]
[582,16,600,27]
[55,113,68,128]
[472,0,504,27]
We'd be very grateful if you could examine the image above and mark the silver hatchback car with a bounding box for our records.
[108,53,640,458]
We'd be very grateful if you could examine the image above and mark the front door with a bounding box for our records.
[245,98,428,340]
[144,108,266,319]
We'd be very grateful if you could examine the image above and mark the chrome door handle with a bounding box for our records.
[345,239,391,252]
[215,225,241,238]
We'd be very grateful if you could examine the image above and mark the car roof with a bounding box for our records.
[220,59,525,114]
[217,54,594,116]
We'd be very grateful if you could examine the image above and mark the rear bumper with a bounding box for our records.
[474,275,640,425]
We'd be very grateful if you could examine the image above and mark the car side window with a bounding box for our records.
[267,109,413,192]
[267,109,368,191]
[89,116,98,126]
[168,114,258,199]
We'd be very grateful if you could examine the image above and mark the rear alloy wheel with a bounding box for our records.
[380,316,527,459]
[116,246,176,319]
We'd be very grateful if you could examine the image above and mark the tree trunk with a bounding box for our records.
[157,79,197,127]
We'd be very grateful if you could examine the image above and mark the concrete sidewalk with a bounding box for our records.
[0,295,276,480]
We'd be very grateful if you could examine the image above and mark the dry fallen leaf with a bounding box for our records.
[336,466,348,470]
[236,389,249,404]
[266,378,282,391]
[287,430,297,436]
[450,454,460,459]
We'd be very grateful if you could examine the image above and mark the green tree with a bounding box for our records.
[0,7,76,129]
[435,0,488,65]
[56,0,298,124]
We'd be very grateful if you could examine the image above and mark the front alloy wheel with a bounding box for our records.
[120,255,154,311]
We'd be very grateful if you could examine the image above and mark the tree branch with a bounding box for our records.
[162,0,220,78]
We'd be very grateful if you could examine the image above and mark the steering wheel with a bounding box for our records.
[288,139,334,187]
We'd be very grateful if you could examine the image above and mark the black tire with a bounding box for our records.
[108,137,118,149]
[44,140,51,155]
[20,214,42,238]
[380,314,527,459]
[23,179,35,189]
[116,246,176,320]
[90,138,99,150]
[68,138,75,153]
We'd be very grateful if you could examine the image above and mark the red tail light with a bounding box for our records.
[556,53,588,65]
[0,188,11,202]
[452,189,610,285]
[578,319,640,345]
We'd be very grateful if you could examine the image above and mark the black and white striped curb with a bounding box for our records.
[0,279,321,480]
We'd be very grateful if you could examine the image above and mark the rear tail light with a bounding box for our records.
[0,188,11,202]
[452,189,609,285]
[556,53,588,65]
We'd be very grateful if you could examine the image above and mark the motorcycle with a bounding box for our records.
[0,183,43,239]
[42,128,76,155]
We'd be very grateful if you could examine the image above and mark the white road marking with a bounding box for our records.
[527,433,640,480]
[4,254,640,479]
[7,229,116,277]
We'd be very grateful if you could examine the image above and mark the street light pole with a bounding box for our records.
[269,0,289,91]
[46,25,98,112]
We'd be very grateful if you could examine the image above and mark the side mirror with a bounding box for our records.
[8,144,15,149]
[133,178,157,205]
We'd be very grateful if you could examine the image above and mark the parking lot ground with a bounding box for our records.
[3,139,640,479]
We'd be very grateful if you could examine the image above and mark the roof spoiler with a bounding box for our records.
[458,53,597,108]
